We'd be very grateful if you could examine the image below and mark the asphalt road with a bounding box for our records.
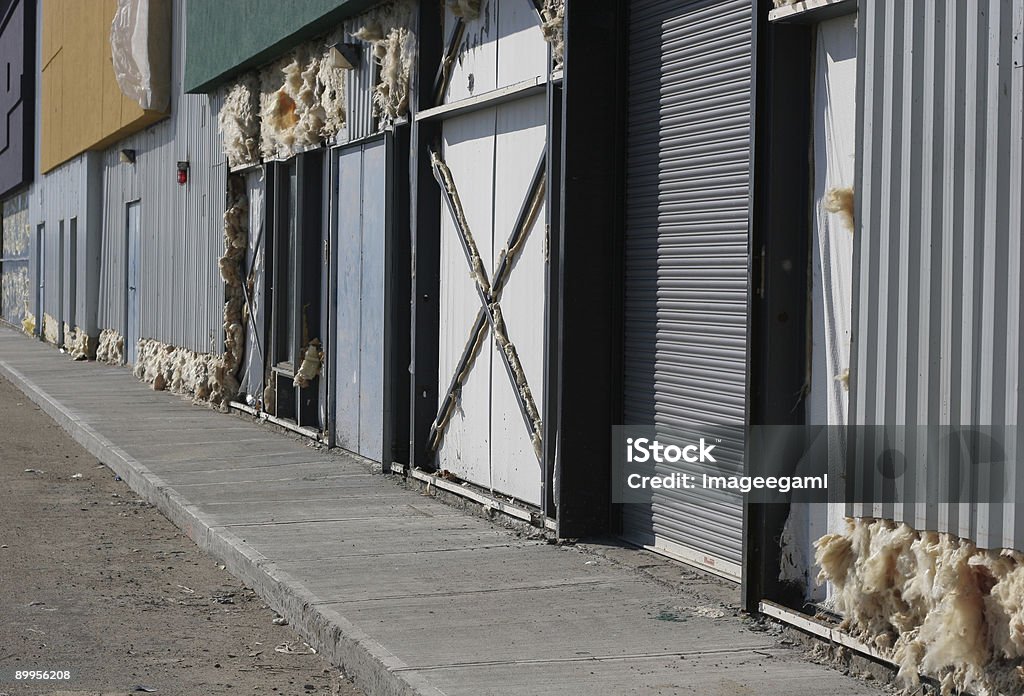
[0,375,365,696]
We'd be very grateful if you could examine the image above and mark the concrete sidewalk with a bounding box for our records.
[0,328,881,696]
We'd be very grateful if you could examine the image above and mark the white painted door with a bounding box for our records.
[433,0,550,506]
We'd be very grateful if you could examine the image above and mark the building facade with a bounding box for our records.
[2,0,1023,692]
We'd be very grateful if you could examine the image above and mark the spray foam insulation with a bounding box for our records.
[96,329,125,365]
[218,75,261,168]
[218,174,248,405]
[824,186,855,233]
[316,31,349,139]
[134,339,233,406]
[62,323,95,361]
[293,339,323,388]
[540,0,565,69]
[1,263,30,325]
[21,311,36,336]
[258,48,327,160]
[350,0,417,125]
[42,313,60,345]
[219,1,418,164]
[254,24,358,161]
[447,0,480,19]
[815,517,1024,695]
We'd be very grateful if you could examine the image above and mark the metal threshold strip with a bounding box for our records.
[391,463,557,532]
[416,77,548,123]
[758,599,930,686]
[228,400,323,442]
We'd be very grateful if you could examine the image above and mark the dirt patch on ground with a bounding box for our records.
[0,376,363,696]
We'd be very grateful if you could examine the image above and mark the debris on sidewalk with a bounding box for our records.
[275,641,316,655]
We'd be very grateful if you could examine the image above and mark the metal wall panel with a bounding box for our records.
[29,155,85,326]
[96,0,226,353]
[622,0,753,577]
[333,139,388,460]
[25,0,106,341]
[850,0,1024,551]
[0,0,35,200]
[341,15,379,143]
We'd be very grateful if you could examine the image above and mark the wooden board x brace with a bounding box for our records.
[426,148,547,464]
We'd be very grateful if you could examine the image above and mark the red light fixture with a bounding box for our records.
[176,161,189,186]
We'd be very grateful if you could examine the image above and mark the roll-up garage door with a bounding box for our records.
[622,0,753,580]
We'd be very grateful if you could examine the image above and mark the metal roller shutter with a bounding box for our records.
[622,0,753,580]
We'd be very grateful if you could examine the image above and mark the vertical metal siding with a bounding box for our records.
[26,0,103,339]
[29,156,86,323]
[343,15,378,142]
[850,0,1024,551]
[622,0,752,575]
[97,0,226,353]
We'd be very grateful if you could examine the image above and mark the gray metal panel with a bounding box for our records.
[343,16,378,142]
[0,0,33,199]
[335,147,362,452]
[358,138,386,461]
[622,0,752,574]
[31,157,85,318]
[333,139,387,461]
[96,0,226,353]
[849,0,1024,552]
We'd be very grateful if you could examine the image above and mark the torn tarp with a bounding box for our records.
[110,0,171,112]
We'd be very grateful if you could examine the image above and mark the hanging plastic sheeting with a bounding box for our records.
[779,14,858,599]
[238,170,266,406]
[110,0,171,113]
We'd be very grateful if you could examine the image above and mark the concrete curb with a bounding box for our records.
[0,357,444,696]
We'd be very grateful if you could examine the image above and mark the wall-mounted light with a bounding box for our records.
[327,42,361,70]
[119,149,136,164]
[176,161,189,186]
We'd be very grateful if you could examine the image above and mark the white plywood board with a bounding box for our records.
[445,0,499,103]
[436,107,498,487]
[488,94,547,505]
[436,94,547,507]
[495,0,548,89]
[444,0,547,106]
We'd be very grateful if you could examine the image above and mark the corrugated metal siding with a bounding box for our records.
[97,0,226,353]
[622,0,752,575]
[25,0,104,338]
[29,156,86,319]
[850,0,1024,551]
[342,15,378,142]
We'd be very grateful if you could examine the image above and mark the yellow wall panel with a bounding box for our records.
[40,50,62,170]
[40,0,63,68]
[101,0,125,137]
[40,0,169,173]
